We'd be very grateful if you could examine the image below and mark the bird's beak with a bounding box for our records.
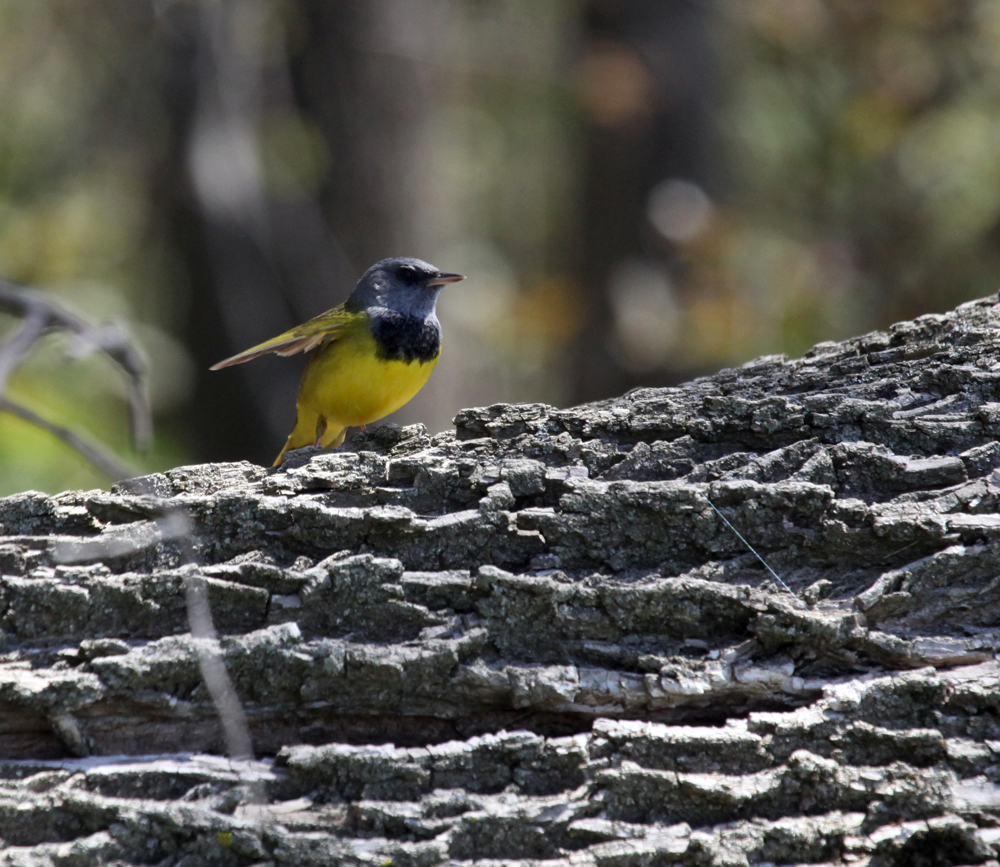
[427,272,465,287]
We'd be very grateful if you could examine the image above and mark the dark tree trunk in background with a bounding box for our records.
[571,0,718,404]
[154,2,266,465]
[155,1,369,465]
[154,0,440,465]
[290,0,439,269]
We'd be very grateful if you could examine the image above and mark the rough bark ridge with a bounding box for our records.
[1,298,1000,865]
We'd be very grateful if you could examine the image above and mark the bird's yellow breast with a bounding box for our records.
[296,317,439,428]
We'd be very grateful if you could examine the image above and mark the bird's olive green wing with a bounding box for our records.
[210,305,361,370]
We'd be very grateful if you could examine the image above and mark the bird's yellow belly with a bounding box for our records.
[297,329,439,428]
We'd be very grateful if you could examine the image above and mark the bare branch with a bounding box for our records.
[0,397,135,481]
[0,305,47,395]
[0,280,153,479]
[0,281,152,451]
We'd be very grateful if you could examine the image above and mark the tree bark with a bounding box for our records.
[1,294,999,863]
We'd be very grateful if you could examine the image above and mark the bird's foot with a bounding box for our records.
[313,415,328,447]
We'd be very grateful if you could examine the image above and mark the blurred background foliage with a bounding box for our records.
[0,0,998,495]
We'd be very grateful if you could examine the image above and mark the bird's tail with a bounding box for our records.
[272,409,348,466]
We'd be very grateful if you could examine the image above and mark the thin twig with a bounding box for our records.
[0,281,152,451]
[0,280,152,479]
[52,507,258,762]
[707,497,798,598]
[0,397,135,481]
[0,305,47,395]
[186,574,255,760]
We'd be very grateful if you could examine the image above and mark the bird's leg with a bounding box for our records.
[360,424,367,431]
[313,415,328,447]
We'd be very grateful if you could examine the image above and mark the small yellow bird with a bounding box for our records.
[211,257,464,465]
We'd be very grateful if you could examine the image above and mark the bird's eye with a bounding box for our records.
[397,265,418,283]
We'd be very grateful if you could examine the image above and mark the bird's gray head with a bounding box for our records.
[348,257,464,320]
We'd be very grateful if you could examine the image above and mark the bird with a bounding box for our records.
[211,257,464,466]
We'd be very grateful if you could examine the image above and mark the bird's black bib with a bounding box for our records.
[370,310,442,364]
